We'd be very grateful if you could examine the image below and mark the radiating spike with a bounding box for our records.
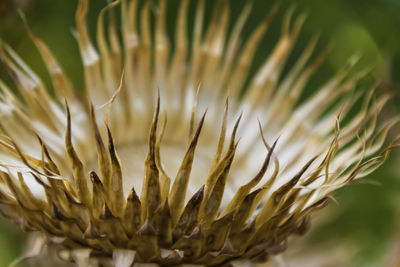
[17,173,46,211]
[210,98,229,171]
[89,171,105,221]
[267,43,330,128]
[255,156,317,228]
[97,0,121,95]
[30,172,64,214]
[199,0,230,97]
[155,0,170,88]
[230,221,256,254]
[0,44,61,132]
[154,199,172,245]
[202,212,234,252]
[249,213,285,247]
[230,188,263,234]
[188,85,201,141]
[155,114,171,202]
[169,111,206,225]
[138,0,152,96]
[37,135,61,175]
[19,11,76,100]
[140,96,161,221]
[221,137,278,217]
[1,172,35,211]
[204,114,242,200]
[167,0,189,95]
[7,138,50,178]
[201,142,238,225]
[107,0,122,77]
[226,5,278,98]
[89,104,111,196]
[173,185,204,241]
[245,11,306,107]
[83,220,101,239]
[188,0,205,85]
[277,34,320,95]
[123,188,142,237]
[121,0,138,115]
[75,0,107,104]
[218,2,252,92]
[106,125,125,216]
[136,219,159,261]
[65,103,91,207]
[100,202,128,245]
[172,226,203,261]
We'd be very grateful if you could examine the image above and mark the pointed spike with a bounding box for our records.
[90,171,105,220]
[106,125,125,216]
[273,156,318,205]
[36,135,62,180]
[65,102,91,207]
[301,197,329,215]
[90,171,102,185]
[141,99,161,221]
[89,103,111,194]
[173,185,205,241]
[210,98,229,169]
[230,221,256,254]
[8,138,49,178]
[75,0,106,105]
[101,201,115,219]
[221,136,278,217]
[136,219,159,261]
[255,156,317,228]
[137,219,156,237]
[172,226,203,260]
[231,188,263,233]
[202,145,237,225]
[154,199,173,245]
[169,111,206,225]
[203,212,235,252]
[219,238,234,256]
[124,187,142,236]
[206,142,236,193]
[52,203,69,221]
[204,114,240,201]
[230,113,242,146]
[19,10,75,100]
[225,4,278,98]
[155,113,171,202]
[30,172,50,189]
[189,84,201,141]
[100,202,129,245]
[83,221,101,239]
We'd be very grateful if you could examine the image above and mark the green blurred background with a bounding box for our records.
[0,0,400,266]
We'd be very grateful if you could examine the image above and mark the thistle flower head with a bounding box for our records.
[0,0,395,266]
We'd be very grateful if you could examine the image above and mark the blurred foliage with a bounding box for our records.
[0,0,399,266]
[306,157,400,266]
[0,217,23,267]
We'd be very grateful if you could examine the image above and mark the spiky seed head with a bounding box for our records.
[0,0,396,266]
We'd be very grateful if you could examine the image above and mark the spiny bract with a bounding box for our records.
[0,0,395,266]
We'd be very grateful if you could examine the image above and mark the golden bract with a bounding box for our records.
[0,0,395,266]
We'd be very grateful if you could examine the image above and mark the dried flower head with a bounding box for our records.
[0,0,396,266]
